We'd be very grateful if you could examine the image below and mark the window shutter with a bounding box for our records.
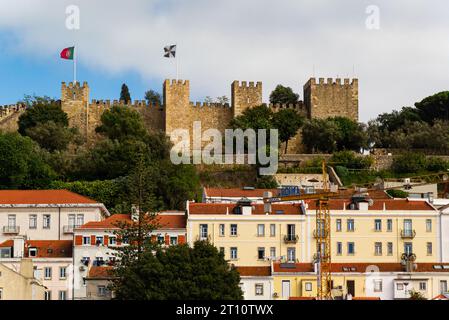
[91,235,96,246]
[178,235,186,244]
[165,234,170,245]
[75,235,82,246]
[104,235,109,246]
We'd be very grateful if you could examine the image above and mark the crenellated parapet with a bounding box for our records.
[0,104,26,118]
[305,77,358,87]
[189,102,231,108]
[90,99,162,109]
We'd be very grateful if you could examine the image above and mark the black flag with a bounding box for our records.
[164,45,176,58]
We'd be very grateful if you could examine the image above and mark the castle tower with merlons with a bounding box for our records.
[55,77,359,153]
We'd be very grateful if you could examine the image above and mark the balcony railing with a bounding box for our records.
[400,229,416,239]
[2,226,20,234]
[63,225,82,234]
[313,229,328,238]
[283,234,299,244]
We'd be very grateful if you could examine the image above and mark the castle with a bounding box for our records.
[1,77,358,154]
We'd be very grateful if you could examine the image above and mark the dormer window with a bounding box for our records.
[29,247,37,257]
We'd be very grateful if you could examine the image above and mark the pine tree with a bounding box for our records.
[120,83,131,103]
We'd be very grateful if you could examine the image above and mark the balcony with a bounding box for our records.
[2,226,20,234]
[283,234,299,244]
[313,229,328,238]
[63,225,81,234]
[401,229,416,239]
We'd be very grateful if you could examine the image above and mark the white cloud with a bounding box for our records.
[0,0,448,121]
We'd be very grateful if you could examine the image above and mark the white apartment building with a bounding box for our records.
[237,266,273,300]
[0,190,109,242]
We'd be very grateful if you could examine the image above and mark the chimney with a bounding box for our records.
[263,191,272,214]
[19,258,34,279]
[13,236,25,258]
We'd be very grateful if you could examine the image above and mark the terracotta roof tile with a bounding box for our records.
[306,199,435,211]
[0,190,98,205]
[236,266,271,277]
[79,214,132,229]
[189,202,303,215]
[87,266,114,279]
[157,214,186,229]
[25,240,73,258]
[204,188,279,198]
[0,240,13,248]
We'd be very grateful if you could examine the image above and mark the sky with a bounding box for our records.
[0,0,448,122]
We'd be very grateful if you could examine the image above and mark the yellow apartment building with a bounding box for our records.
[186,200,306,266]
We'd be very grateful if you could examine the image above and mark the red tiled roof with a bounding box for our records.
[204,188,279,198]
[189,203,303,215]
[306,199,435,211]
[0,240,13,248]
[25,240,73,258]
[273,262,449,273]
[0,190,98,205]
[289,297,316,300]
[157,214,186,229]
[352,297,381,300]
[87,266,114,279]
[79,214,132,229]
[236,266,271,277]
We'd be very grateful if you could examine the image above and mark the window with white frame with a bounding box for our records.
[170,236,177,245]
[29,215,37,229]
[76,214,84,227]
[287,248,296,262]
[336,242,342,255]
[200,224,208,240]
[427,242,433,255]
[396,283,404,291]
[257,224,265,237]
[96,236,103,246]
[43,215,51,229]
[219,224,225,236]
[60,267,67,279]
[374,219,382,231]
[98,285,107,296]
[270,224,276,237]
[426,219,432,232]
[374,280,383,292]
[109,236,116,245]
[305,282,312,291]
[44,267,52,279]
[230,247,238,260]
[44,291,51,300]
[83,236,90,245]
[387,219,393,232]
[347,242,355,255]
[419,282,427,291]
[59,290,67,300]
[255,284,264,296]
[336,219,342,232]
[230,224,238,236]
[68,214,76,227]
[270,247,276,259]
[28,247,37,257]
[387,242,393,255]
[374,242,382,255]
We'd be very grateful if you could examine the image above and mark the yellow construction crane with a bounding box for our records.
[264,161,449,300]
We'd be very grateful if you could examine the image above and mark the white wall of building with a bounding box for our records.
[240,277,273,300]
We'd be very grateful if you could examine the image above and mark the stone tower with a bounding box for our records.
[163,79,190,135]
[231,81,263,117]
[303,78,358,121]
[61,81,90,138]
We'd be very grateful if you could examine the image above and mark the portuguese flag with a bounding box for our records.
[60,46,75,60]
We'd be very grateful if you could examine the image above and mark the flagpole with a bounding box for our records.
[73,46,77,83]
[176,43,178,81]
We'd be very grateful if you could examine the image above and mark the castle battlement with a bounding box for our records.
[269,102,307,111]
[189,102,231,108]
[232,80,262,89]
[90,99,161,108]
[62,81,89,89]
[164,79,190,88]
[306,77,358,86]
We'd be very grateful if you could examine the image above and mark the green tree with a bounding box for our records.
[409,289,426,300]
[330,151,373,169]
[113,241,243,300]
[415,91,449,124]
[0,132,56,189]
[392,153,427,174]
[25,121,81,152]
[18,101,68,136]
[330,117,368,151]
[301,118,341,153]
[269,85,300,105]
[120,84,132,102]
[386,189,409,198]
[96,105,148,141]
[144,90,162,105]
[230,104,273,131]
[272,109,304,153]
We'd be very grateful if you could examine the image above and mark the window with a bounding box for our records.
[287,248,296,262]
[374,219,382,231]
[270,247,276,259]
[230,247,238,260]
[336,219,342,232]
[219,224,225,236]
[419,282,427,291]
[440,280,448,294]
[375,242,382,255]
[305,282,312,291]
[76,214,84,227]
[387,242,393,255]
[8,215,16,228]
[29,247,37,257]
[68,214,75,227]
[403,219,413,235]
[257,224,265,237]
[82,236,90,245]
[336,242,342,255]
[347,219,355,232]
[404,242,413,255]
[255,284,264,296]
[200,224,208,240]
[170,236,177,245]
[426,219,432,232]
[44,291,51,300]
[287,224,296,238]
[109,236,116,245]
[270,224,276,237]
[98,286,107,296]
[29,215,37,229]
[230,224,238,236]
[59,267,67,279]
[427,242,433,255]
[397,283,404,290]
[387,219,393,232]
[347,242,355,255]
[43,215,51,229]
[374,280,383,292]
[96,236,103,246]
[59,290,67,300]
[44,267,52,279]
[157,235,164,244]
[257,247,265,260]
